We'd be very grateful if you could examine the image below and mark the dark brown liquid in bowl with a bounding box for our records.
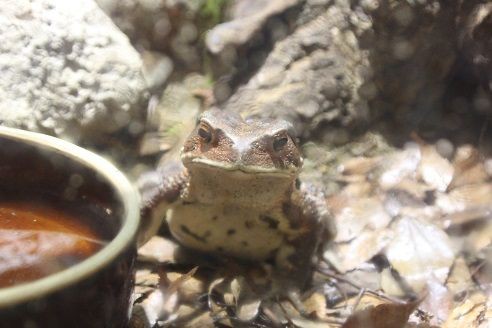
[0,201,107,288]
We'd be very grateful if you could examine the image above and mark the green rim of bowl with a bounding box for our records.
[0,126,140,308]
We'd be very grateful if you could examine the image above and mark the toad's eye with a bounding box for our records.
[273,136,288,152]
[197,123,212,143]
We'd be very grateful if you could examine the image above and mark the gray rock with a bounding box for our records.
[0,0,147,147]
[218,1,370,139]
[458,2,492,116]
[215,0,461,140]
[206,0,301,54]
[96,0,206,72]
[363,0,457,129]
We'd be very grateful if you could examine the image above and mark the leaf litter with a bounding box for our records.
[131,137,491,327]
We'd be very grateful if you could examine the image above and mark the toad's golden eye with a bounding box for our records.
[197,123,212,143]
[273,136,288,152]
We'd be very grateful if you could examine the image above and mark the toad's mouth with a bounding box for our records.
[183,157,298,177]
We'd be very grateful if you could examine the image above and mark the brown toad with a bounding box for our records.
[138,109,333,282]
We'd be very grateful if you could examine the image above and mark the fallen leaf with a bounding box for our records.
[383,187,427,218]
[418,144,454,192]
[181,311,216,328]
[161,266,199,295]
[129,304,152,328]
[131,289,174,328]
[338,156,381,176]
[449,145,488,189]
[135,269,160,287]
[138,236,180,263]
[166,269,204,302]
[230,277,261,322]
[303,291,327,319]
[291,317,335,328]
[342,298,419,328]
[377,146,421,189]
[478,305,492,328]
[340,181,374,197]
[463,219,492,253]
[441,206,492,229]
[472,247,492,292]
[325,228,394,273]
[343,264,382,295]
[418,278,453,325]
[207,277,227,317]
[385,217,454,292]
[334,197,392,243]
[380,267,406,297]
[446,257,473,295]
[443,292,487,328]
[437,183,492,214]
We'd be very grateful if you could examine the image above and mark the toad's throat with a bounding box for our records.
[183,157,298,176]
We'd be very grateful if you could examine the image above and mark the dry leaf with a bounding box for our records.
[230,277,261,322]
[446,257,473,295]
[175,304,197,318]
[385,217,454,292]
[441,206,492,229]
[130,304,152,328]
[418,278,453,325]
[449,145,488,189]
[342,293,388,310]
[303,292,327,319]
[463,219,492,253]
[418,144,454,192]
[166,269,204,302]
[380,268,406,297]
[342,298,419,328]
[161,267,199,295]
[131,289,175,328]
[133,136,492,327]
[437,183,492,214]
[478,305,492,328]
[135,269,160,287]
[207,277,228,318]
[138,236,180,263]
[377,146,421,189]
[338,156,381,176]
[384,187,426,218]
[181,311,216,328]
[343,264,382,292]
[341,181,374,197]
[291,317,335,328]
[443,292,487,328]
[334,197,392,243]
[236,299,261,322]
[325,228,394,273]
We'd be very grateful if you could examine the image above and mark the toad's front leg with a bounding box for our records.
[137,162,189,246]
[276,185,335,286]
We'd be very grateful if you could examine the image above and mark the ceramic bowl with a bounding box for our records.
[0,127,140,328]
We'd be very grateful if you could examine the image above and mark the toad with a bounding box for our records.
[138,109,333,282]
